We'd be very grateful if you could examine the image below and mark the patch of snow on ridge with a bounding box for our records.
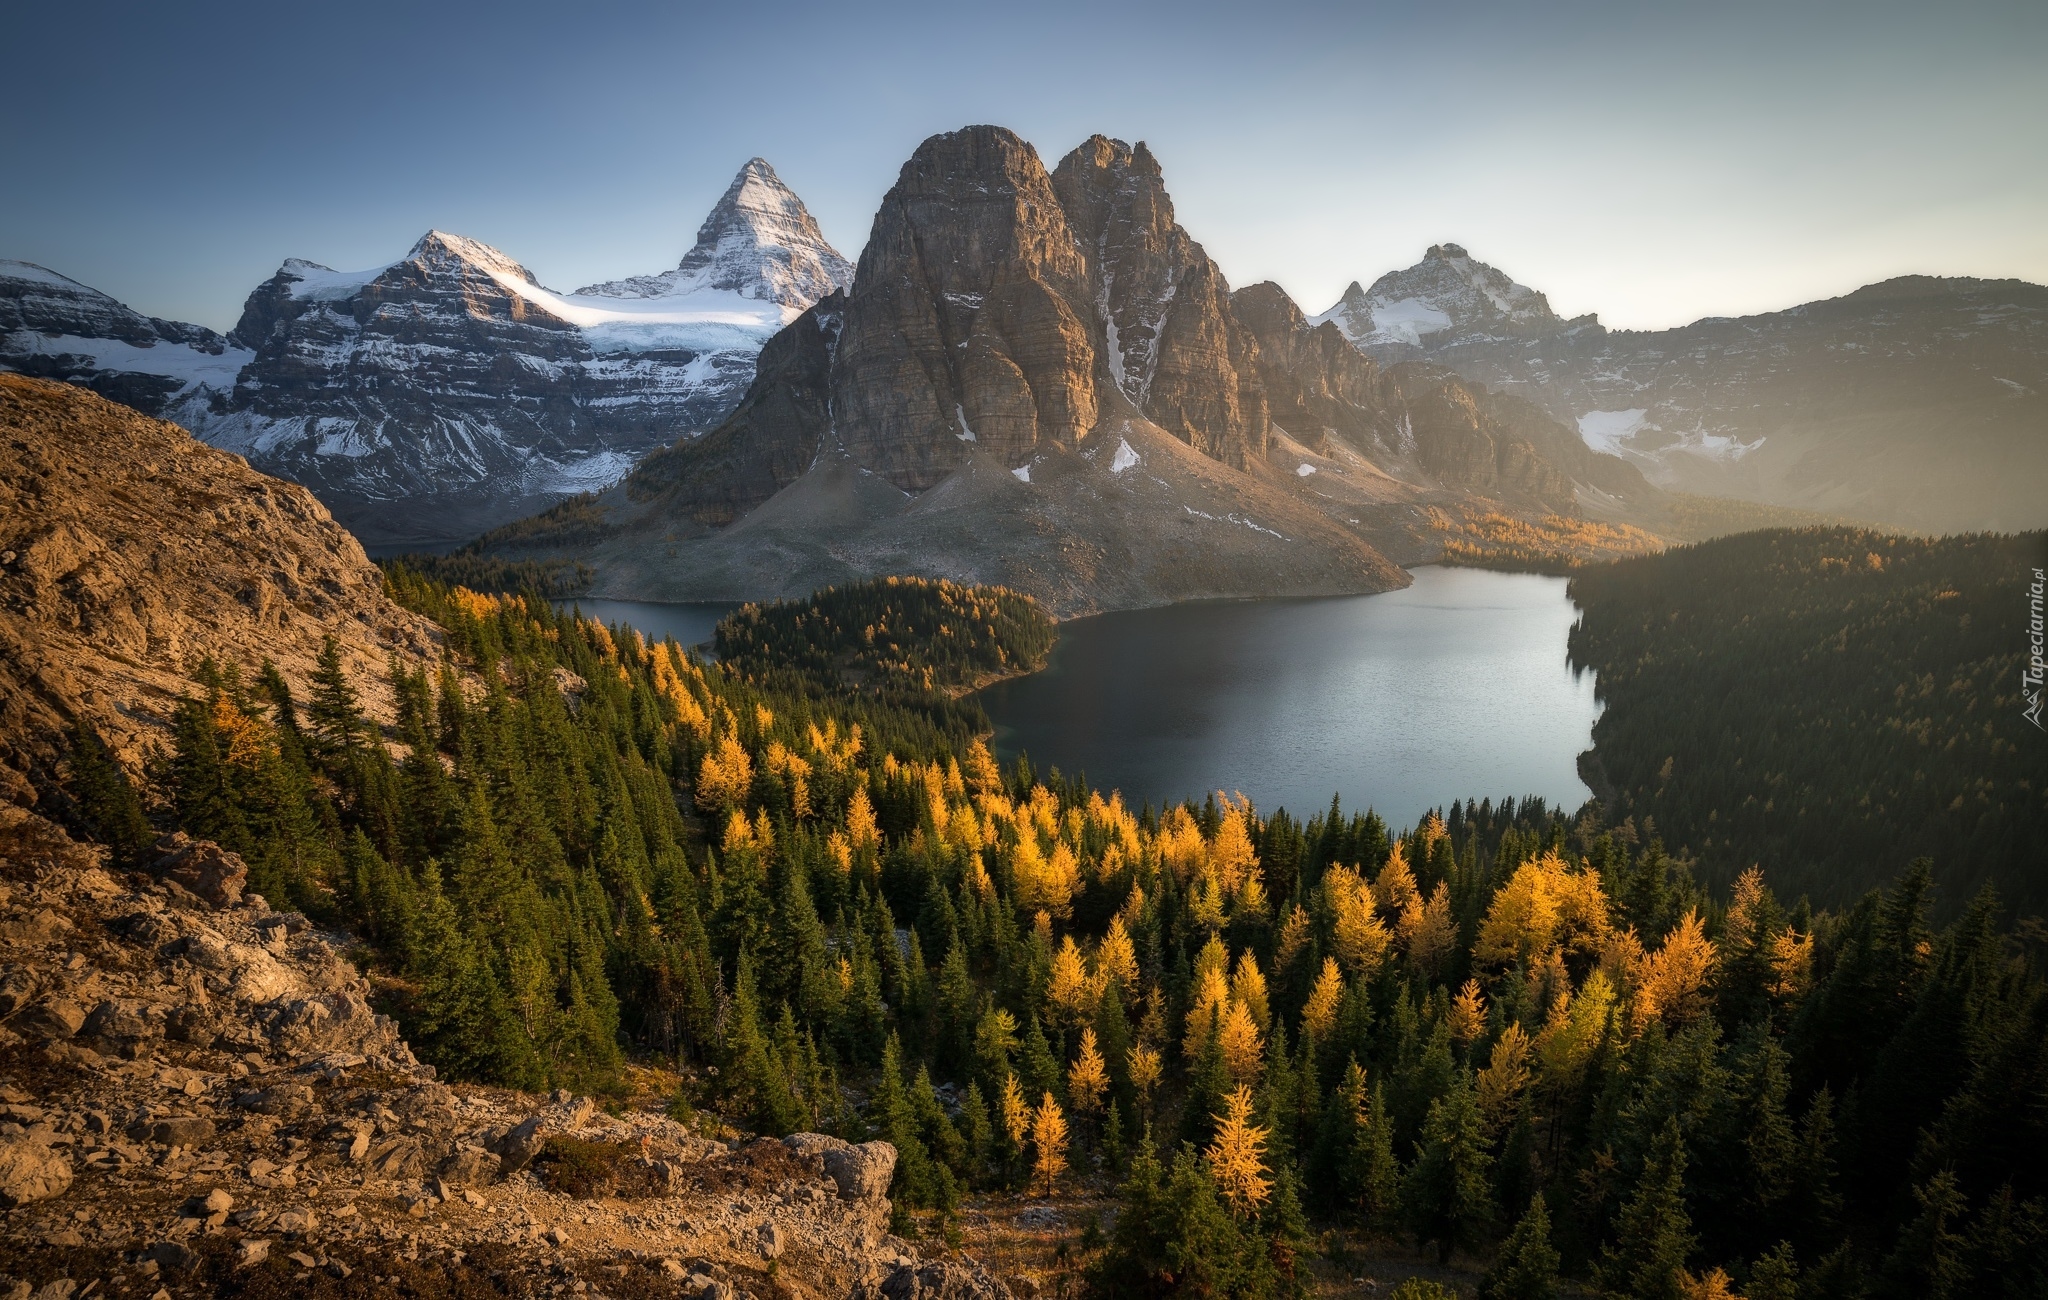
[1367,297,1454,347]
[4,331,251,392]
[955,405,977,441]
[1296,463,1317,476]
[283,258,394,302]
[1012,464,1031,483]
[1111,439,1140,473]
[1576,408,1648,454]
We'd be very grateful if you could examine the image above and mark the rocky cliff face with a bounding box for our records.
[834,126,1100,489]
[0,162,853,551]
[0,804,1010,1300]
[0,375,440,802]
[1052,137,1268,467]
[1316,247,2048,532]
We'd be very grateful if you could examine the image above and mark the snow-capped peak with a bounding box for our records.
[0,260,98,292]
[575,158,853,308]
[1313,243,1569,351]
[405,230,541,287]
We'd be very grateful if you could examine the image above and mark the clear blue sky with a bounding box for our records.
[7,0,2043,333]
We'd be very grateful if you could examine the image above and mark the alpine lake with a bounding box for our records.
[563,565,1600,829]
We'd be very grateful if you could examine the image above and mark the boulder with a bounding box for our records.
[128,1114,215,1147]
[10,995,85,1041]
[867,1260,1017,1300]
[148,833,248,907]
[0,1134,71,1206]
[438,1144,498,1185]
[83,997,164,1048]
[824,1141,897,1202]
[491,1115,546,1176]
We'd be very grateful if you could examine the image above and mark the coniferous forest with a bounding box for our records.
[60,564,2048,1300]
[1568,528,2048,916]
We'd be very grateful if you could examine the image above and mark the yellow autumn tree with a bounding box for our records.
[1535,969,1616,1097]
[1030,1092,1068,1195]
[1219,1000,1265,1084]
[1210,798,1261,897]
[1473,850,1614,970]
[1127,1043,1163,1109]
[1398,881,1454,976]
[1475,1023,1533,1131]
[1769,928,1815,1001]
[1374,840,1420,916]
[1633,909,1718,1030]
[1230,951,1271,1030]
[1204,1085,1273,1215]
[1068,1028,1109,1114]
[1448,978,1488,1044]
[1327,867,1391,975]
[1096,916,1140,992]
[1301,958,1345,1042]
[963,737,1003,795]
[695,731,753,812]
[1047,936,1094,1024]
[998,1073,1031,1152]
[845,785,881,852]
[1275,904,1313,971]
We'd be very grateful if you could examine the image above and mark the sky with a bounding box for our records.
[6,0,2044,334]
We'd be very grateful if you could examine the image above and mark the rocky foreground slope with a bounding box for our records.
[481,128,1653,614]
[0,804,1006,1300]
[0,375,440,802]
[1315,245,2048,533]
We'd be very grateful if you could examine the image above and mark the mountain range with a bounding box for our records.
[475,129,1665,614]
[5,134,2042,593]
[0,160,851,550]
[1314,244,2048,533]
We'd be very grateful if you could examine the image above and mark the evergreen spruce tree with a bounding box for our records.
[1483,1193,1560,1300]
[1402,1072,1494,1264]
[1599,1119,1697,1300]
[64,720,152,859]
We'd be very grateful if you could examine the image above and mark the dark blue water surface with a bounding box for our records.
[560,570,1599,831]
[976,567,1600,828]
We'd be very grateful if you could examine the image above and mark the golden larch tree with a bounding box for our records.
[1097,916,1140,991]
[1301,958,1345,1042]
[1219,1000,1265,1084]
[1030,1092,1068,1196]
[998,1074,1031,1153]
[1046,935,1094,1023]
[1068,1028,1109,1114]
[1448,978,1488,1044]
[1204,1085,1273,1215]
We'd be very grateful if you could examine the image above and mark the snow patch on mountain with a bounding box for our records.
[1576,408,1649,455]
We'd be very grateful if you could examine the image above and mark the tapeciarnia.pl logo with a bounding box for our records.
[2026,566,2046,731]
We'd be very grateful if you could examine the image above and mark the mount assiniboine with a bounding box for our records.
[1313,244,2048,533]
[477,128,1653,615]
[0,159,851,549]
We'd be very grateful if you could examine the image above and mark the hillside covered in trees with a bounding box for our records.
[714,576,1055,699]
[57,565,2047,1299]
[1568,528,2048,916]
